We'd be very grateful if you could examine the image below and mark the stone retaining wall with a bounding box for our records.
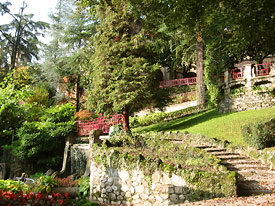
[90,162,196,206]
[219,91,274,113]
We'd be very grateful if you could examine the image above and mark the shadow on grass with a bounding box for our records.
[138,109,231,132]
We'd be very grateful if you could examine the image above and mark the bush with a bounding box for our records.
[41,103,75,123]
[242,118,275,149]
[36,176,57,193]
[77,177,90,199]
[130,104,205,128]
[0,180,32,194]
[9,103,75,170]
[54,176,78,187]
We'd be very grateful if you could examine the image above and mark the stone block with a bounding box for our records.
[168,187,174,194]
[140,193,149,200]
[153,201,162,206]
[160,193,169,200]
[106,186,112,193]
[110,193,116,200]
[162,173,171,184]
[121,184,128,192]
[136,185,145,194]
[179,194,186,200]
[170,194,179,203]
[119,170,129,182]
[130,186,135,194]
[171,174,186,186]
[152,171,161,183]
[175,186,183,194]
[155,195,163,202]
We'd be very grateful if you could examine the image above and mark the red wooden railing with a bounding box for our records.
[159,77,197,88]
[255,63,271,77]
[230,67,245,80]
[76,113,127,136]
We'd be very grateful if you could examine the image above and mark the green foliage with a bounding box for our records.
[130,104,205,128]
[0,180,32,194]
[29,173,45,180]
[36,175,57,193]
[73,199,100,206]
[9,103,75,170]
[41,103,75,123]
[242,118,275,149]
[0,77,37,154]
[26,84,51,107]
[77,177,90,199]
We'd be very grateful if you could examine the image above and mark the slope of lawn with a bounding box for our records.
[134,107,275,146]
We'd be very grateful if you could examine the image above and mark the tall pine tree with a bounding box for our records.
[88,1,162,129]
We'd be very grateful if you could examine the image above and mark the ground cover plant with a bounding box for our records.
[134,107,275,146]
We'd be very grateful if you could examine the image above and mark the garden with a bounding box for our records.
[1,0,275,205]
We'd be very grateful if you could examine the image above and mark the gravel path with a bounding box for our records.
[178,194,275,206]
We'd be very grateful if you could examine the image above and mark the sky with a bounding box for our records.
[0,0,58,24]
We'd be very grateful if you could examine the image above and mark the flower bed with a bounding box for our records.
[0,190,71,206]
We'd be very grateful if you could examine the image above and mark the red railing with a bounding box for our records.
[255,63,271,77]
[76,113,127,136]
[159,77,196,88]
[230,67,244,80]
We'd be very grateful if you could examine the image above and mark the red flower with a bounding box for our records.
[64,193,69,198]
[58,199,64,205]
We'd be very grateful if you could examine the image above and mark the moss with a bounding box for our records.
[91,132,237,200]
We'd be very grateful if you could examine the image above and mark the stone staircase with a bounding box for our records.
[195,145,275,196]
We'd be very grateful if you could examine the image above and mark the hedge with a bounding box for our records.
[130,104,206,128]
[242,117,275,149]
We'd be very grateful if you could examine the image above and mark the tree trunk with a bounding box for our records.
[123,107,130,131]
[196,39,205,105]
[75,75,81,112]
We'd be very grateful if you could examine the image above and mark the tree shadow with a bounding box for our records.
[141,109,231,132]
[167,185,226,204]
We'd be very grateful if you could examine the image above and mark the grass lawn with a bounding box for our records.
[134,107,275,146]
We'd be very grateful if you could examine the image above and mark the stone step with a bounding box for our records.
[210,152,240,156]
[237,169,275,176]
[194,145,215,149]
[237,172,275,181]
[237,176,275,182]
[226,164,270,171]
[218,155,249,160]
[222,159,261,165]
[203,148,227,152]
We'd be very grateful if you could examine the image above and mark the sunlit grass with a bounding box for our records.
[135,107,275,146]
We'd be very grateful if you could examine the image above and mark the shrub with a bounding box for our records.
[77,177,90,199]
[54,176,78,187]
[41,103,75,123]
[130,104,205,128]
[9,103,75,170]
[0,180,32,194]
[242,118,275,149]
[36,176,57,193]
